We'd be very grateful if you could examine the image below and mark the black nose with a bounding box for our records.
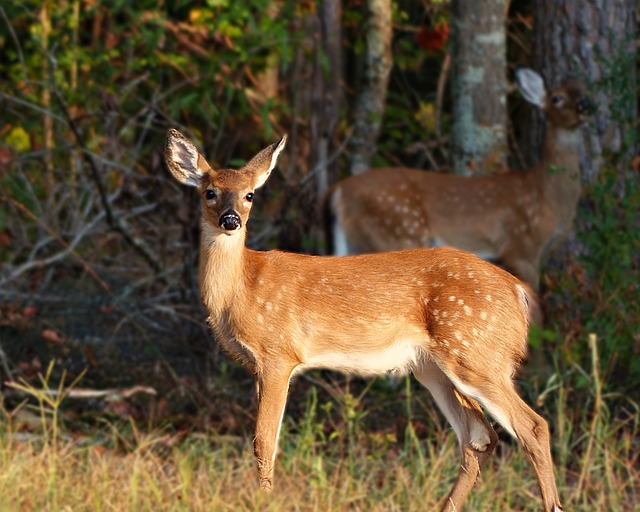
[577,97,595,115]
[220,211,241,231]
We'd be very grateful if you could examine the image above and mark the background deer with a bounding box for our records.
[326,68,589,293]
[165,128,564,512]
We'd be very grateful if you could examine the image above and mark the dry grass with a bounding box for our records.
[1,341,638,512]
[0,401,637,511]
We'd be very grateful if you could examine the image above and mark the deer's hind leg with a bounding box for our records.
[430,354,563,512]
[465,379,563,512]
[413,360,498,512]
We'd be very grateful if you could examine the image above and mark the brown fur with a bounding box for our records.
[327,70,588,294]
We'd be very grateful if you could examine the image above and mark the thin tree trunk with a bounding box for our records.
[348,0,392,176]
[313,0,343,197]
[40,1,54,192]
[450,0,508,176]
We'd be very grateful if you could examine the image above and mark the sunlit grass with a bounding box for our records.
[0,420,639,511]
[1,404,637,511]
[1,341,638,512]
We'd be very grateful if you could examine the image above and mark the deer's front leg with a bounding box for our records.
[254,365,296,491]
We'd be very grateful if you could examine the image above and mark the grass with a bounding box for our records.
[1,342,638,512]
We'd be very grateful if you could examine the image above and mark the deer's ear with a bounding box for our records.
[516,68,547,109]
[244,135,288,190]
[165,129,206,187]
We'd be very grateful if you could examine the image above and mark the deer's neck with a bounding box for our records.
[537,126,582,221]
[199,222,247,319]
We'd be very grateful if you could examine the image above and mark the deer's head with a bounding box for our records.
[165,129,287,236]
[515,68,592,129]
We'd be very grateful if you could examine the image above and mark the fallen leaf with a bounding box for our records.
[99,304,114,314]
[0,146,12,167]
[0,231,10,246]
[41,328,64,345]
[23,306,38,318]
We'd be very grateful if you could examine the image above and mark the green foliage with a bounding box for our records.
[552,41,640,390]
[0,0,298,154]
[0,0,301,272]
[574,164,640,382]
[592,35,638,154]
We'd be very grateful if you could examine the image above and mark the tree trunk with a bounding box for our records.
[311,0,343,197]
[348,0,393,175]
[450,0,508,176]
[528,0,637,321]
[529,0,637,181]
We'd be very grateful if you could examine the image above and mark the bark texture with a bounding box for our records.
[311,0,343,197]
[450,0,508,176]
[530,0,637,181]
[348,0,393,175]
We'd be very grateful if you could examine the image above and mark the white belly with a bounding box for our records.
[300,339,425,377]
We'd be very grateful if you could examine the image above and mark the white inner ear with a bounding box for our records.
[516,69,547,108]
[169,138,204,187]
[255,135,287,189]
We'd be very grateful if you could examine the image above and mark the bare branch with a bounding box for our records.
[0,194,110,292]
[4,382,157,401]
[51,88,163,274]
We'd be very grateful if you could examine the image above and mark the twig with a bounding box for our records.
[0,91,66,123]
[0,194,111,292]
[0,7,27,80]
[4,382,157,401]
[435,50,451,141]
[0,342,13,381]
[572,333,602,502]
[299,129,352,189]
[405,136,451,171]
[51,88,163,274]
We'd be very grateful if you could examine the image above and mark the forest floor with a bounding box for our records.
[1,369,638,512]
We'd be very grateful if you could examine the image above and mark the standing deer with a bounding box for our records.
[327,68,589,292]
[165,128,564,512]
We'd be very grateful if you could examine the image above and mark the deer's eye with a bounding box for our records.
[551,94,565,106]
[205,189,216,200]
[246,192,254,202]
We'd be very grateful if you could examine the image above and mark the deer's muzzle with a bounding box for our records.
[220,210,242,231]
